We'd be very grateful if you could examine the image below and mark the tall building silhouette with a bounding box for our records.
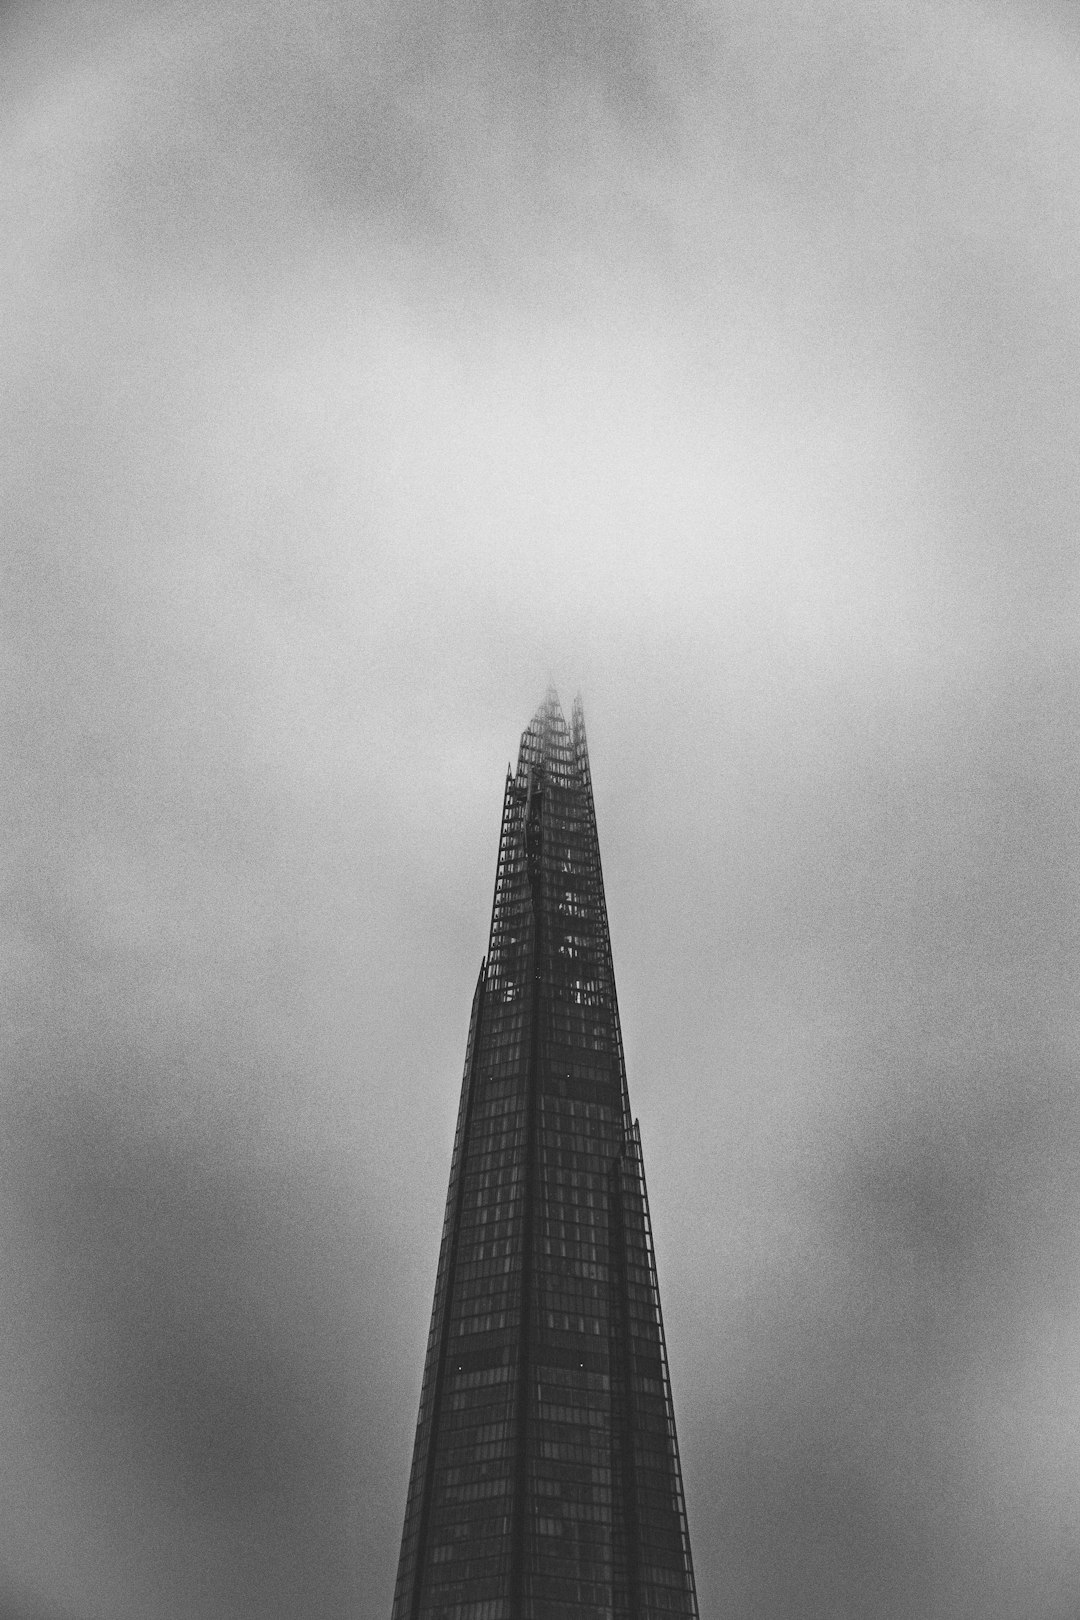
[392,691,698,1620]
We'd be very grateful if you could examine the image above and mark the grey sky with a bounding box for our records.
[3,1,1080,1616]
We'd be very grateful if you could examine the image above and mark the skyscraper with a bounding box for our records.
[392,691,698,1620]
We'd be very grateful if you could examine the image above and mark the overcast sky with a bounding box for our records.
[3,1,1080,1616]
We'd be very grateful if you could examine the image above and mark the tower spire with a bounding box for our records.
[392,692,698,1620]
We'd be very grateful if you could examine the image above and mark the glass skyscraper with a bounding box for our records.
[392,691,698,1620]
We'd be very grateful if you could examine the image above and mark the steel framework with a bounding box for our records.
[392,691,698,1620]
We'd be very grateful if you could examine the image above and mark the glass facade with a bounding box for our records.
[392,692,698,1620]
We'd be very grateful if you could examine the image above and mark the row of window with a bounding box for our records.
[416,1597,508,1620]
[459,1166,518,1192]
[537,1152,612,1180]
[461,1238,516,1263]
[475,1093,524,1122]
[450,1311,511,1336]
[535,1402,607,1429]
[429,1438,510,1467]
[537,1218,608,1245]
[537,1438,610,1464]
[453,1259,518,1287]
[538,1249,604,1279]
[538,1285,607,1316]
[442,1397,512,1430]
[533,1484,613,1510]
[536,1174,608,1202]
[539,1128,616,1154]
[465,1167,522,1193]
[466,1126,525,1154]
[537,1217,607,1244]
[433,1476,511,1505]
[461,1199,517,1224]
[545,1015,612,1042]
[480,1021,527,1044]
[477,1051,524,1070]
[538,1097,619,1125]
[535,1365,610,1393]
[539,1311,606,1335]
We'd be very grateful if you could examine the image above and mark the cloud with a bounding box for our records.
[3,0,1080,1615]
[681,1053,1080,1620]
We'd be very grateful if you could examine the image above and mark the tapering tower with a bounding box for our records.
[392,691,697,1620]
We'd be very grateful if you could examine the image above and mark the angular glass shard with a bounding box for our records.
[392,691,698,1620]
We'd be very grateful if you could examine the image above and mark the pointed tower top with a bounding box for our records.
[570,692,592,793]
[516,687,587,790]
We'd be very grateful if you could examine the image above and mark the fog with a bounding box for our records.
[3,1,1080,1615]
